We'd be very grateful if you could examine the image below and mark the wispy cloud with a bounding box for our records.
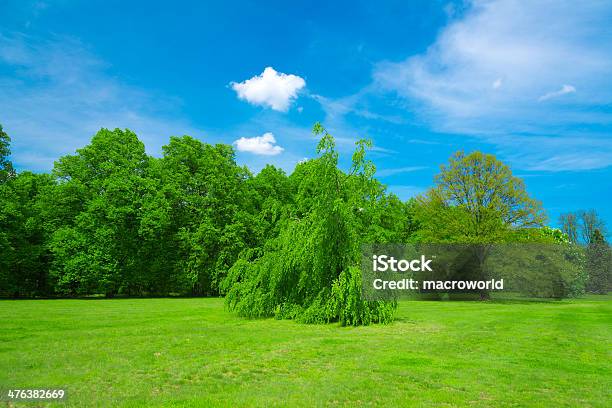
[308,90,402,159]
[538,84,576,101]
[491,133,612,171]
[370,0,612,171]
[312,91,405,125]
[377,166,427,177]
[0,33,200,171]
[374,1,612,126]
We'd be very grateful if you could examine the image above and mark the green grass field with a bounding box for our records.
[1,296,610,407]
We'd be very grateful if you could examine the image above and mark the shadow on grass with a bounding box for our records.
[487,298,564,305]
[0,294,224,301]
[397,294,566,305]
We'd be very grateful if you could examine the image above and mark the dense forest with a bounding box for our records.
[0,123,609,324]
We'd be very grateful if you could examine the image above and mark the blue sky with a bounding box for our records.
[1,0,611,229]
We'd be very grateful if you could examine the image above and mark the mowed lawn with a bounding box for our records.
[1,297,610,407]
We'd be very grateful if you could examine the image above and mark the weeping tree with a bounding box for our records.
[222,123,399,325]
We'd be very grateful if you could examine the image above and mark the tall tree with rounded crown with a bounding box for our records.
[415,151,546,298]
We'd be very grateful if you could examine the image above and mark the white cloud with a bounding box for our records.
[234,132,284,155]
[538,84,576,101]
[230,67,305,111]
[374,0,612,127]
[372,0,612,170]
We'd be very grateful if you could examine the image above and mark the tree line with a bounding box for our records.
[0,123,609,324]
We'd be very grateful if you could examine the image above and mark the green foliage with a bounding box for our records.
[0,124,15,183]
[558,212,579,243]
[0,125,16,289]
[511,225,570,244]
[415,151,546,243]
[42,130,259,297]
[223,124,398,325]
[0,172,54,297]
[586,229,611,294]
[248,164,293,240]
[140,136,257,295]
[413,151,550,298]
[1,123,600,306]
[531,227,588,297]
[488,227,587,298]
[45,128,151,296]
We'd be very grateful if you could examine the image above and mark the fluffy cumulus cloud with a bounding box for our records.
[372,0,612,170]
[234,132,284,155]
[231,67,305,111]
